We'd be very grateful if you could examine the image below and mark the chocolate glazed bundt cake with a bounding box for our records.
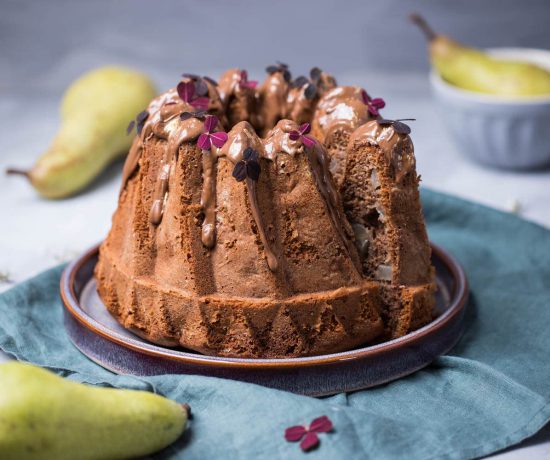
[95,65,436,358]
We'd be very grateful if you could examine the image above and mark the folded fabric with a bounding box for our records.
[0,189,549,460]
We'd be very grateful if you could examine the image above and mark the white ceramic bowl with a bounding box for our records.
[430,48,550,170]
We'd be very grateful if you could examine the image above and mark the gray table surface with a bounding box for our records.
[1,1,549,458]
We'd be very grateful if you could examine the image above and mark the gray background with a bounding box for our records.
[1,2,550,458]
[2,0,550,95]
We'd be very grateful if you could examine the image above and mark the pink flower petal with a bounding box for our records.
[371,97,385,109]
[240,69,248,82]
[210,131,228,148]
[302,135,316,148]
[177,81,195,103]
[204,115,218,133]
[299,122,311,135]
[288,131,300,141]
[361,89,370,105]
[285,425,307,442]
[241,81,257,89]
[368,106,379,117]
[197,133,211,150]
[192,97,210,110]
[300,432,319,451]
[310,416,333,433]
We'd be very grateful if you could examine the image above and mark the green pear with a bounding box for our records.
[7,66,156,199]
[411,14,550,97]
[0,362,190,460]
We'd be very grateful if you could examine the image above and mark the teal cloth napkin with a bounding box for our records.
[1,189,549,460]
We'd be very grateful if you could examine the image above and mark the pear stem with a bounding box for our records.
[6,168,30,179]
[410,13,437,41]
[181,403,192,419]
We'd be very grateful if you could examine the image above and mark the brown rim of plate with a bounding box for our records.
[60,243,468,369]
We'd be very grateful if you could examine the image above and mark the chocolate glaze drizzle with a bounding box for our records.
[285,71,337,124]
[349,120,416,182]
[217,68,257,127]
[312,86,373,143]
[246,178,278,271]
[257,71,290,134]
[121,77,225,192]
[308,141,360,269]
[200,148,217,248]
[263,120,361,273]
[120,68,396,275]
[219,122,278,271]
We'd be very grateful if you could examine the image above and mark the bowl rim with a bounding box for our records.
[430,47,550,105]
[60,242,469,369]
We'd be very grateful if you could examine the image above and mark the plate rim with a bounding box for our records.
[60,242,469,369]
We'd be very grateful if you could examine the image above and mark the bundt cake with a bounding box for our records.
[95,66,436,358]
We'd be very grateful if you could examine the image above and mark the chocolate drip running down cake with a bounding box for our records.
[95,66,436,358]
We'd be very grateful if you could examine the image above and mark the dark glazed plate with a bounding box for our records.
[61,243,468,396]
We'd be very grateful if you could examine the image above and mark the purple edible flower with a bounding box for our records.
[291,67,326,100]
[232,147,261,182]
[126,110,149,136]
[180,110,209,121]
[203,75,218,86]
[285,415,333,452]
[177,80,210,110]
[377,118,415,135]
[239,70,258,89]
[288,123,316,148]
[361,89,386,117]
[310,67,322,83]
[197,115,228,151]
[266,62,291,82]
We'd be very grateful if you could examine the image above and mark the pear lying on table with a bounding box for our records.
[0,362,190,460]
[7,66,156,199]
[411,13,550,97]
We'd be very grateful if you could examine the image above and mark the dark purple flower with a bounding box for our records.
[126,110,149,136]
[239,70,258,89]
[177,80,210,110]
[197,115,228,151]
[181,73,200,79]
[232,147,261,182]
[291,76,309,88]
[180,110,209,121]
[310,67,322,83]
[361,89,386,117]
[203,75,218,87]
[180,73,209,94]
[304,83,317,100]
[291,68,324,100]
[377,118,415,135]
[266,62,291,82]
[288,123,316,148]
[285,415,333,452]
[126,120,135,135]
